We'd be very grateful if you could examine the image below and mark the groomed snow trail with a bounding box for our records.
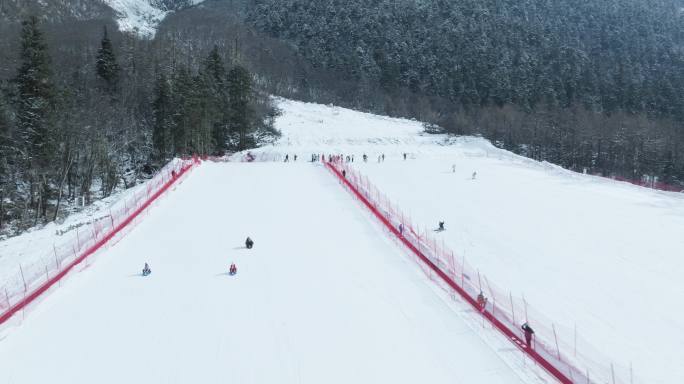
[249,99,684,383]
[0,163,535,384]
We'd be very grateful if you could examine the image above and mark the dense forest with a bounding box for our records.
[2,0,684,236]
[246,0,684,185]
[0,10,278,235]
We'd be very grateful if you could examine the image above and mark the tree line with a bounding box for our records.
[0,16,278,235]
[246,0,684,186]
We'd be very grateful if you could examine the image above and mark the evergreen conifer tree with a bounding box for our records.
[202,46,229,154]
[152,73,173,160]
[96,26,121,92]
[226,65,254,150]
[15,16,56,170]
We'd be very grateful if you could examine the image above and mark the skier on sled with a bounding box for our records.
[229,263,237,276]
[142,262,152,276]
[245,237,254,249]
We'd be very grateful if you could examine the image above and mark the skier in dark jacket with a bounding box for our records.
[142,262,151,276]
[245,237,254,249]
[522,322,535,347]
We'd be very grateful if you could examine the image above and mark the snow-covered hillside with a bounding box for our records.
[251,99,684,384]
[3,98,682,383]
[0,161,553,384]
[102,0,203,37]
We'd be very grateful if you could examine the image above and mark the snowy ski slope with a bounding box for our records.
[252,99,684,383]
[0,162,548,383]
[3,98,681,383]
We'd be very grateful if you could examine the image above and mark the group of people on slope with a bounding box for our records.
[141,237,255,278]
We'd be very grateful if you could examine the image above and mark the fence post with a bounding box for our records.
[54,244,60,269]
[611,363,616,384]
[45,265,50,280]
[552,323,561,360]
[510,292,517,327]
[574,323,578,358]
[461,254,465,289]
[76,227,81,250]
[19,265,27,292]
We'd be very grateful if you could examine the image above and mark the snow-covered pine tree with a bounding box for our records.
[226,65,254,150]
[152,73,174,161]
[202,46,229,154]
[15,16,57,222]
[96,26,121,93]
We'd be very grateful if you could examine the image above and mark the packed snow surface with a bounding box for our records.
[4,98,682,383]
[253,99,684,383]
[0,163,539,383]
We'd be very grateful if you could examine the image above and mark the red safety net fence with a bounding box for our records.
[326,158,633,384]
[588,172,683,193]
[0,157,200,325]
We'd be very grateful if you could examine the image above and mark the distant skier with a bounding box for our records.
[452,164,456,173]
[142,262,151,276]
[284,154,289,162]
[476,291,487,312]
[245,237,254,249]
[381,153,385,162]
[294,154,297,161]
[521,322,535,348]
[437,221,445,231]
[472,171,477,180]
[398,223,404,236]
[363,154,368,162]
[229,263,237,276]
[342,170,346,178]
[403,153,407,160]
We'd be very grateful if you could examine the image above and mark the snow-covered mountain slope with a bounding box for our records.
[0,162,551,384]
[102,0,203,37]
[250,99,684,384]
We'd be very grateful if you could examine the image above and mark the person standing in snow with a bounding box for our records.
[245,237,254,249]
[382,154,385,162]
[284,154,289,162]
[398,223,404,236]
[363,154,368,162]
[452,164,456,173]
[472,171,477,180]
[476,292,487,312]
[522,322,535,347]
